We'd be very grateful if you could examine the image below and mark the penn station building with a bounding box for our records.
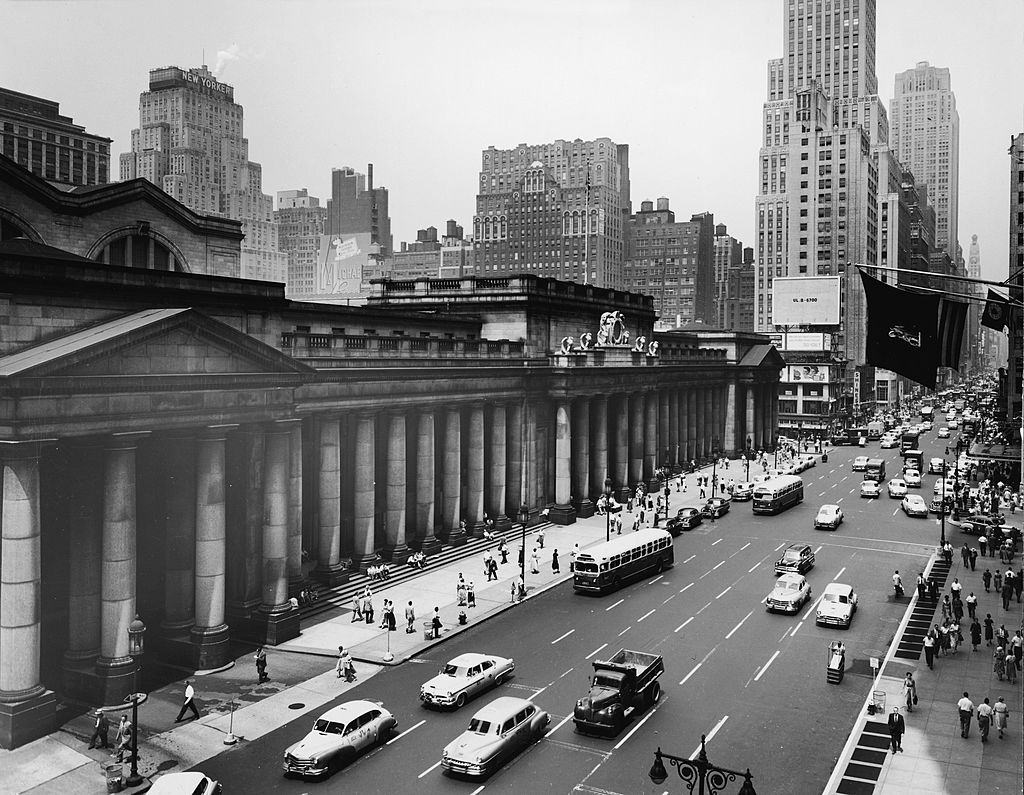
[0,153,782,747]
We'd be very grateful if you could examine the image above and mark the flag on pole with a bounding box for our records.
[981,289,1011,331]
[859,270,940,389]
[937,297,968,369]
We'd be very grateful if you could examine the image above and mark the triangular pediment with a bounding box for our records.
[0,308,311,378]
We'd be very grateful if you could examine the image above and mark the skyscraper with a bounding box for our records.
[275,188,326,299]
[1008,133,1024,422]
[713,223,743,327]
[119,65,286,282]
[890,61,960,261]
[473,137,630,288]
[325,164,393,256]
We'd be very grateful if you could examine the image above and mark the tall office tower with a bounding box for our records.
[623,199,714,327]
[713,223,743,327]
[325,164,393,256]
[874,146,911,284]
[120,65,286,282]
[723,248,756,332]
[473,137,631,289]
[1008,133,1024,421]
[0,87,111,187]
[275,189,326,299]
[890,62,960,260]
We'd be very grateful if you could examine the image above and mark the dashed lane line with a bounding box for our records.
[648,574,664,585]
[774,542,786,551]
[725,610,754,639]
[833,566,846,580]
[683,554,696,564]
[679,582,694,594]
[690,715,729,759]
[559,667,574,679]
[418,760,442,779]
[637,609,656,622]
[618,626,631,637]
[695,601,713,615]
[545,713,574,738]
[748,555,769,573]
[753,651,781,682]
[605,598,624,612]
[679,661,702,685]
[585,643,608,661]
[470,786,485,795]
[551,629,575,645]
[613,702,662,750]
[711,560,725,571]
[716,586,731,599]
[675,617,694,633]
[711,538,723,546]
[387,719,425,745]
[814,544,823,553]
[662,594,676,605]
[779,626,792,643]
[791,620,806,637]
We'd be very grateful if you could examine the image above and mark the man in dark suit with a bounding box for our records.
[887,707,905,753]
[87,710,110,749]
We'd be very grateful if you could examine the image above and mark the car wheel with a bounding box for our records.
[655,559,664,574]
[376,726,389,745]
[455,693,467,709]
[648,682,661,706]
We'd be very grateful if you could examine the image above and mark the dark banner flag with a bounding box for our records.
[938,297,968,369]
[859,270,940,389]
[981,289,1011,332]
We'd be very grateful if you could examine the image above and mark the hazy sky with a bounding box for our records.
[3,0,1021,279]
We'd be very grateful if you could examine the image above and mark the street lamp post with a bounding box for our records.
[649,737,757,795]
[125,614,147,788]
[711,440,719,496]
[604,478,613,542]
[940,463,947,548]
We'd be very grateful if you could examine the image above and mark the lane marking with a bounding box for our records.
[675,617,694,633]
[618,626,631,636]
[819,491,827,497]
[838,497,844,503]
[725,610,754,639]
[614,704,660,750]
[712,560,725,571]
[814,545,823,553]
[779,627,792,643]
[585,643,608,661]
[696,601,713,615]
[551,629,575,645]
[716,586,731,599]
[774,542,786,551]
[683,554,696,564]
[387,719,426,745]
[533,684,549,698]
[892,507,900,516]
[754,650,781,682]
[748,560,763,573]
[679,582,694,594]
[679,661,702,685]
[559,667,575,679]
[848,488,855,494]
[471,787,485,795]
[690,715,729,758]
[791,620,805,637]
[545,713,573,738]
[605,598,624,612]
[648,575,664,585]
[739,542,751,552]
[637,609,656,622]
[711,538,723,546]
[833,566,846,580]
[662,594,676,605]
[418,760,442,778]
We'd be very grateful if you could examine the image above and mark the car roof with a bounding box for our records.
[818,504,840,511]
[823,582,853,594]
[447,653,494,667]
[470,696,535,721]
[906,494,925,502]
[777,572,805,584]
[317,700,384,722]
[149,773,212,795]
[784,543,810,552]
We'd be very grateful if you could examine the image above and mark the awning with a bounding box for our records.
[966,442,1021,464]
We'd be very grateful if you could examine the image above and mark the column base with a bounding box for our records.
[313,563,351,588]
[93,657,138,706]
[615,488,631,505]
[288,573,306,599]
[190,624,231,670]
[226,598,261,623]
[575,498,595,519]
[419,536,443,556]
[548,504,577,525]
[61,651,99,704]
[493,515,512,533]
[350,553,381,573]
[469,522,487,539]
[0,687,56,750]
[445,528,468,546]
[155,627,199,670]
[383,544,411,564]
[253,607,300,646]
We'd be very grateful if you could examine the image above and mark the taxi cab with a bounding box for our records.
[283,700,397,778]
[441,697,549,778]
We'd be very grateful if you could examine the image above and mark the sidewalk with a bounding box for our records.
[1,458,736,795]
[825,547,1024,794]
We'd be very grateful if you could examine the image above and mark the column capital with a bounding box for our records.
[105,431,150,449]
[199,423,239,440]
[265,418,302,433]
[0,439,57,461]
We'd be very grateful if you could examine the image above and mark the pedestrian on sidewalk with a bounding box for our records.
[916,573,927,600]
[941,595,952,623]
[517,577,526,602]
[966,592,978,619]
[927,578,939,602]
[994,569,1003,594]
[113,721,134,763]
[113,714,129,751]
[351,593,363,622]
[530,547,540,574]
[952,597,964,623]
[405,601,415,633]
[980,535,989,558]
[467,582,476,608]
[993,696,1009,739]
[1001,579,1014,611]
[431,607,443,638]
[961,544,971,567]
[336,646,354,681]
[994,646,1006,681]
[983,568,992,592]
[1005,647,1018,684]
[483,550,492,579]
[984,614,994,646]
[387,599,397,631]
[950,577,963,600]
[699,480,706,499]
[1015,567,1023,602]
[499,540,508,565]
[923,632,935,669]
[887,707,905,753]
[902,672,918,713]
[969,547,978,571]
[254,646,268,683]
[537,527,545,549]
[970,617,982,651]
[510,580,517,602]
[174,679,200,723]
[1012,630,1023,667]
[87,710,110,750]
[570,544,578,572]
[552,549,560,574]
[957,692,974,738]
[996,623,1010,649]
[363,592,375,625]
[978,698,993,742]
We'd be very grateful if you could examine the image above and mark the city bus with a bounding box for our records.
[572,528,674,595]
[901,429,921,452]
[751,475,805,515]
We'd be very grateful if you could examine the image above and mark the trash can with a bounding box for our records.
[104,762,123,793]
[821,452,828,463]
[423,621,433,641]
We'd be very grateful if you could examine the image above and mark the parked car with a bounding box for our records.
[929,458,947,475]
[958,515,1007,537]
[887,478,908,498]
[852,456,869,471]
[420,653,516,710]
[904,470,922,487]
[667,507,703,533]
[933,478,954,496]
[764,572,812,613]
[441,696,549,778]
[732,482,754,501]
[816,583,858,628]
[701,497,731,519]
[880,435,899,449]
[150,773,222,795]
[929,495,952,515]
[283,700,397,778]
[774,543,815,575]
[948,418,959,429]
[902,494,929,517]
[814,504,844,530]
[860,480,881,499]
[937,427,950,438]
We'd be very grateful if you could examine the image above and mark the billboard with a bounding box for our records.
[317,234,378,296]
[784,364,830,383]
[770,332,832,352]
[771,276,841,326]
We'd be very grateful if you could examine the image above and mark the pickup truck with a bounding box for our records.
[573,649,663,736]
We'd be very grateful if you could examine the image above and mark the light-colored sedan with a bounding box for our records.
[904,469,922,487]
[814,504,844,530]
[887,478,908,498]
[938,427,950,438]
[880,436,899,449]
[902,494,929,517]
[283,700,397,778]
[732,482,754,501]
[860,480,881,499]
[765,573,812,613]
[816,583,858,628]
[852,456,869,471]
[421,653,515,709]
[441,696,549,778]
[150,773,221,795]
[933,478,954,496]
[948,418,960,429]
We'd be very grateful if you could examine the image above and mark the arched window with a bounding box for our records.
[499,216,507,239]
[0,215,35,242]
[93,229,186,271]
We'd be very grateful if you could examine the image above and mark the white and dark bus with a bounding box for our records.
[751,475,805,515]
[572,528,674,595]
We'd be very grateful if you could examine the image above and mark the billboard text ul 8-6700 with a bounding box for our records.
[771,277,841,326]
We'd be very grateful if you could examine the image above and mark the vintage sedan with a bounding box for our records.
[948,418,960,429]
[860,480,881,499]
[814,504,844,530]
[701,497,731,519]
[732,482,754,501]
[774,543,815,575]
[929,458,947,475]
[667,506,703,533]
[903,469,922,487]
[852,456,869,471]
[283,700,397,777]
[929,495,952,515]
[150,773,222,795]
[421,653,515,709]
[816,583,858,628]
[902,494,929,517]
[938,427,950,438]
[441,696,549,778]
[887,478,908,498]
[765,572,812,613]
[879,435,899,449]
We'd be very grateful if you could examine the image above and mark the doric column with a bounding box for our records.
[669,389,680,468]
[687,388,698,463]
[162,432,196,636]
[523,400,539,519]
[695,388,706,459]
[0,442,55,748]
[591,395,609,496]
[613,395,629,499]
[417,410,441,553]
[644,390,658,482]
[442,408,465,544]
[659,389,670,469]
[487,404,510,531]
[191,426,232,669]
[724,381,738,455]
[705,386,716,457]
[746,385,757,452]
[94,433,146,705]
[287,423,304,595]
[226,426,263,617]
[315,418,345,585]
[384,412,411,561]
[352,413,377,565]
[466,405,486,536]
[551,400,576,524]
[257,422,298,645]
[770,383,780,445]
[506,401,524,522]
[62,442,102,678]
[572,398,593,517]
[629,393,644,487]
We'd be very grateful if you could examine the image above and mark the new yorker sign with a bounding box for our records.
[149,67,234,101]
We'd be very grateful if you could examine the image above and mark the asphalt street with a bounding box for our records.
[194,425,963,794]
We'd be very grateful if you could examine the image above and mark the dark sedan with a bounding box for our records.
[667,507,702,534]
[701,497,731,519]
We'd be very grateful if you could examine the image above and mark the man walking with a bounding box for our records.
[175,679,200,723]
[923,632,935,669]
[254,646,268,683]
[887,707,905,753]
[87,710,110,750]
[957,691,974,738]
[965,591,978,619]
[993,696,1009,739]
[977,697,993,743]
[405,600,416,634]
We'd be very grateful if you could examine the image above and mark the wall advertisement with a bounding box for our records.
[784,364,830,383]
[769,332,832,351]
[317,233,377,296]
[771,276,841,326]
